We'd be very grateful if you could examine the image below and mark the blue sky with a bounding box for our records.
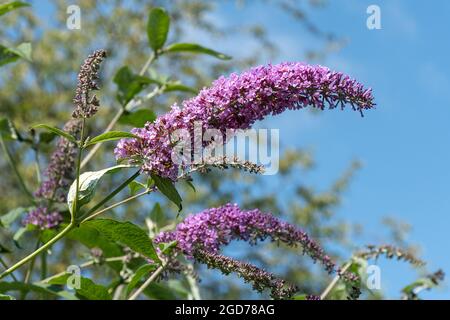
[29,0,449,298]
[207,0,449,299]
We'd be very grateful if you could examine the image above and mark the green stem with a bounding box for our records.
[0,257,18,281]
[77,170,141,222]
[24,238,41,284]
[0,222,75,280]
[39,256,127,284]
[40,248,47,280]
[128,263,166,300]
[81,187,152,223]
[0,119,88,281]
[0,135,34,203]
[320,261,352,300]
[72,119,86,218]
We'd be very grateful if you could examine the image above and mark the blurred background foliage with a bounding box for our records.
[0,0,438,300]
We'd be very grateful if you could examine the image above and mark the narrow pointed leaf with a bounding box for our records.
[0,1,30,17]
[67,165,131,214]
[163,43,231,60]
[84,131,138,147]
[32,124,76,143]
[83,219,160,264]
[147,7,170,52]
[151,174,182,212]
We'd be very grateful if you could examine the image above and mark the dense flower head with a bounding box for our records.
[72,49,107,118]
[115,62,375,180]
[155,203,336,273]
[35,119,81,202]
[22,207,63,230]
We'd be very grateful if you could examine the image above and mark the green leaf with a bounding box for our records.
[12,226,28,248]
[0,45,18,67]
[0,207,31,228]
[0,118,9,137]
[83,219,160,263]
[149,203,165,227]
[292,294,307,300]
[147,7,170,52]
[0,294,15,300]
[163,82,197,94]
[151,174,182,212]
[144,280,189,299]
[47,274,112,300]
[163,43,231,60]
[114,66,157,106]
[0,243,11,254]
[159,240,178,255]
[185,180,196,193]
[0,117,17,140]
[39,131,56,144]
[0,1,30,17]
[67,224,123,272]
[84,131,138,147]
[126,264,157,296]
[128,180,146,196]
[119,109,156,127]
[7,43,32,61]
[67,165,131,214]
[0,281,78,300]
[0,43,32,67]
[31,124,76,143]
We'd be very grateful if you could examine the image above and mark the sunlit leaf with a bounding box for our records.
[114,66,158,106]
[126,264,157,296]
[119,109,156,127]
[48,274,112,300]
[151,174,182,212]
[67,165,131,214]
[0,1,30,17]
[163,43,231,60]
[31,124,76,144]
[147,7,170,52]
[83,219,160,263]
[84,131,138,147]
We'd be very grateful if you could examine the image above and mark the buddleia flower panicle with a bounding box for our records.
[155,203,360,299]
[72,49,107,119]
[22,207,62,230]
[35,119,82,203]
[357,244,425,266]
[156,203,337,274]
[194,249,298,300]
[115,62,375,180]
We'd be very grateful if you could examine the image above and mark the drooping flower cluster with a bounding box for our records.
[72,49,107,118]
[22,207,63,230]
[155,203,360,299]
[35,119,81,203]
[195,249,297,299]
[357,244,425,266]
[155,203,336,272]
[115,62,375,180]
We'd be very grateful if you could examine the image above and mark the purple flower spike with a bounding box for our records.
[72,49,107,119]
[35,119,81,203]
[115,62,375,180]
[155,203,336,274]
[23,207,63,230]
